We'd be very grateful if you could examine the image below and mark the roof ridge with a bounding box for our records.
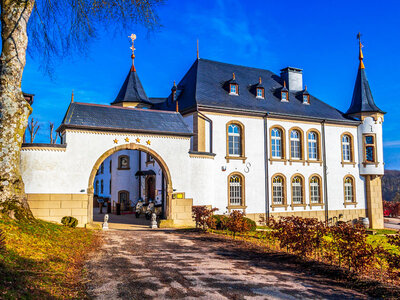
[72,102,181,115]
[198,58,276,74]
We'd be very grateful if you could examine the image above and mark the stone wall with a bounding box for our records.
[366,175,384,229]
[27,194,88,227]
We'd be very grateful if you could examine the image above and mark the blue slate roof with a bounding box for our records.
[156,59,358,123]
[111,68,152,105]
[346,67,384,115]
[58,102,192,136]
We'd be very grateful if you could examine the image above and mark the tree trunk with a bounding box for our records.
[0,0,35,219]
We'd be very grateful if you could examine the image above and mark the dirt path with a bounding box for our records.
[86,229,382,299]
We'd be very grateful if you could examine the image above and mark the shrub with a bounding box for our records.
[327,222,374,272]
[0,229,5,252]
[268,216,327,256]
[61,216,78,228]
[192,206,218,230]
[226,211,251,238]
[243,217,256,231]
[213,215,229,230]
[384,233,400,278]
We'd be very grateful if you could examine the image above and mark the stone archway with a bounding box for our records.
[87,143,173,224]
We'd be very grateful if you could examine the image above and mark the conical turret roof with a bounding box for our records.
[111,69,151,105]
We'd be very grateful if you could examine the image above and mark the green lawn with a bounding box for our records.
[0,217,100,299]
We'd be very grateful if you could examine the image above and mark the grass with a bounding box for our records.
[0,217,100,299]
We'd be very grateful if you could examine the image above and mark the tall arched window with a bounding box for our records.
[228,124,241,156]
[272,175,285,205]
[308,132,318,160]
[291,176,303,204]
[290,130,301,160]
[310,176,321,204]
[344,176,355,203]
[271,128,283,159]
[342,134,352,162]
[228,173,245,208]
[100,180,104,193]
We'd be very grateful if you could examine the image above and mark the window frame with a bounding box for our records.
[225,121,246,163]
[118,155,130,170]
[340,132,356,166]
[227,172,246,212]
[309,174,323,207]
[363,133,378,166]
[269,125,286,163]
[256,87,265,99]
[229,83,239,95]
[288,127,305,163]
[306,129,322,165]
[343,175,357,207]
[290,174,306,208]
[271,173,287,210]
[281,91,289,102]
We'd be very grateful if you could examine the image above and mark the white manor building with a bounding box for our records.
[20,37,385,228]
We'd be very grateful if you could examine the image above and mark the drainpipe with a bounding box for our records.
[321,120,329,224]
[138,151,141,198]
[264,114,270,222]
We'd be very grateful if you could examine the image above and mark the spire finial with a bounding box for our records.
[259,77,262,84]
[357,32,365,69]
[71,90,74,103]
[233,72,235,80]
[305,85,307,91]
[129,33,137,72]
[197,39,199,59]
[283,80,286,88]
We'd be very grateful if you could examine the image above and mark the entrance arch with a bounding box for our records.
[87,143,173,223]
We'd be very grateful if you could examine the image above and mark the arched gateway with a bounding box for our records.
[87,143,174,223]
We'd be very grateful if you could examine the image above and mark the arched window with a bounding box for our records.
[291,176,303,204]
[344,176,355,203]
[100,180,104,193]
[308,132,318,160]
[228,124,241,156]
[228,173,245,208]
[272,175,284,205]
[100,162,104,174]
[290,130,301,160]
[118,155,130,170]
[342,134,352,162]
[310,176,321,204]
[271,128,283,159]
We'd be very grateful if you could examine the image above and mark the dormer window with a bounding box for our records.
[230,84,238,95]
[281,80,289,102]
[302,85,310,104]
[256,88,264,98]
[255,77,265,99]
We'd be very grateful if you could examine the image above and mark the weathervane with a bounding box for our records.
[129,33,137,71]
[357,32,365,69]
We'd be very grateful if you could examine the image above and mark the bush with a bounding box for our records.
[192,206,218,230]
[226,211,251,238]
[268,216,327,256]
[243,217,257,231]
[213,215,228,230]
[61,216,78,228]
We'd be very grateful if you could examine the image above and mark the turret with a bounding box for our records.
[347,33,385,228]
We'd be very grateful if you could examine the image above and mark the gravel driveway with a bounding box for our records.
[85,229,392,300]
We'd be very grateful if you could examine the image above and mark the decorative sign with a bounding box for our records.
[244,162,251,173]
[113,139,118,144]
[125,137,130,142]
[146,140,151,145]
[136,138,141,143]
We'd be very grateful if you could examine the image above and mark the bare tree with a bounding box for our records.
[0,0,163,219]
[49,122,58,144]
[27,118,40,143]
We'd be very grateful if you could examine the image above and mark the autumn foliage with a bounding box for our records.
[192,206,219,230]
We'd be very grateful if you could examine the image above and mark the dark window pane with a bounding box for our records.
[365,136,374,144]
[366,146,374,162]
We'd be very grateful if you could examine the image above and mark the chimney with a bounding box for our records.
[280,67,303,92]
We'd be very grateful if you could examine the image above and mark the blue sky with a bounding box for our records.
[22,0,400,169]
